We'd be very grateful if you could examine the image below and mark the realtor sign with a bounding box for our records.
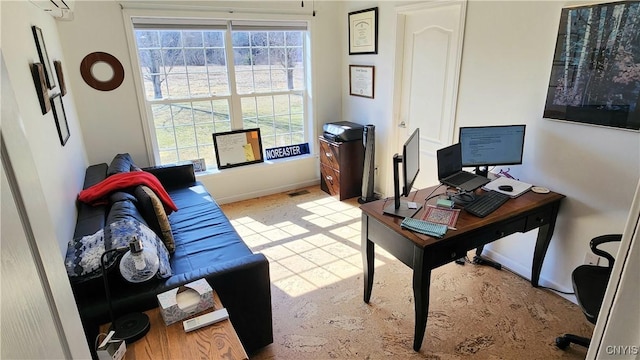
[265,143,310,160]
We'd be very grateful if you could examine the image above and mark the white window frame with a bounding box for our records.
[121,8,315,169]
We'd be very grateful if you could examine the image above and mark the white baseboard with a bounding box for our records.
[215,179,320,205]
[482,248,577,304]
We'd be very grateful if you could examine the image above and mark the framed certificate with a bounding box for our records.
[348,7,378,55]
[349,65,375,99]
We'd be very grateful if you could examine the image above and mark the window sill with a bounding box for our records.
[194,153,317,177]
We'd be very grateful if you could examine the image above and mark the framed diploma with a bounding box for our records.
[348,7,378,55]
[349,65,375,99]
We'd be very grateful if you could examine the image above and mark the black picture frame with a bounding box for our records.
[51,94,70,146]
[543,1,640,131]
[212,128,264,169]
[348,7,378,55]
[32,26,56,90]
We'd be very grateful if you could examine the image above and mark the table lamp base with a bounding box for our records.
[111,312,151,344]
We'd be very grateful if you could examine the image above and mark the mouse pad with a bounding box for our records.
[483,177,532,198]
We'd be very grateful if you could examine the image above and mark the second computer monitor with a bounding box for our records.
[459,125,526,176]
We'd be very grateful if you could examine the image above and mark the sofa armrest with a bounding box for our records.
[143,164,196,189]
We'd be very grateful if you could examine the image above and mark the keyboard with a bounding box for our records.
[400,218,448,237]
[464,190,510,217]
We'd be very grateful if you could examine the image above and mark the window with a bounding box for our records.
[131,18,308,168]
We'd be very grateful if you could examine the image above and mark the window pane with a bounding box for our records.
[192,101,214,124]
[256,96,274,116]
[171,103,193,126]
[269,32,284,46]
[236,69,254,94]
[232,31,250,47]
[160,31,182,47]
[136,31,159,47]
[184,49,205,68]
[159,149,178,164]
[275,115,291,134]
[251,32,267,46]
[188,73,210,97]
[162,49,185,68]
[204,32,224,47]
[175,125,197,147]
[286,32,302,46]
[166,74,189,98]
[183,31,203,47]
[211,100,231,124]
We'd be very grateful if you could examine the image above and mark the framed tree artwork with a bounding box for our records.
[543,1,640,131]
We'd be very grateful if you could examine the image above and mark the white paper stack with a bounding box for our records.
[482,177,532,198]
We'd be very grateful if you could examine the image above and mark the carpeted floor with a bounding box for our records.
[220,186,592,359]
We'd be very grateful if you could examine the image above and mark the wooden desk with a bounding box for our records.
[360,186,565,351]
[100,291,248,360]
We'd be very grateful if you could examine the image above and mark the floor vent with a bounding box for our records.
[288,190,310,197]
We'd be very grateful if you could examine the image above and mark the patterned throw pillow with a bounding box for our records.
[65,219,172,281]
[134,185,175,253]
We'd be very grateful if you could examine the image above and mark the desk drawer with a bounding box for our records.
[319,139,340,169]
[320,164,340,196]
[524,210,551,232]
[428,218,527,268]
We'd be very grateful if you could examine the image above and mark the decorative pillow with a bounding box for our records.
[133,185,175,253]
[65,219,171,281]
[107,153,142,175]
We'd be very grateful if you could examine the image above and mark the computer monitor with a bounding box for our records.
[459,125,526,177]
[383,128,423,218]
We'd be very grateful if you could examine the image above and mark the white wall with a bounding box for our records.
[1,0,88,255]
[57,0,344,203]
[343,0,640,296]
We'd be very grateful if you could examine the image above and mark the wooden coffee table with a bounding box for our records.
[100,291,248,360]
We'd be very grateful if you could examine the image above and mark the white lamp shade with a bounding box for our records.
[119,239,159,283]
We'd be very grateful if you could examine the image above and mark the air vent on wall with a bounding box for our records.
[29,0,74,20]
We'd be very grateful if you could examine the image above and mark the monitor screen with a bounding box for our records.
[459,125,526,167]
[402,128,420,196]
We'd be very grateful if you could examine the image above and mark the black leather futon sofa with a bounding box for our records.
[67,159,272,356]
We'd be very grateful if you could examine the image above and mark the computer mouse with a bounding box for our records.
[499,185,513,192]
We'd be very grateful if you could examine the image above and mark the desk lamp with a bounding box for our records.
[100,237,159,343]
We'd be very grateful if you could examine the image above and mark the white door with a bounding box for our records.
[392,1,467,191]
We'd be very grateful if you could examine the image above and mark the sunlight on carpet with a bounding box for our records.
[227,192,394,298]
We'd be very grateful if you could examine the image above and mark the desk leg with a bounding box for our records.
[531,203,560,287]
[362,215,374,303]
[531,224,551,287]
[412,249,430,351]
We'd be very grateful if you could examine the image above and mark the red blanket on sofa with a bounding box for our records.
[78,171,178,212]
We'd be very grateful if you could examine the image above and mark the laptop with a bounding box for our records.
[437,143,491,192]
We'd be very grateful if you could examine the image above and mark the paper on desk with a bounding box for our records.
[482,177,532,198]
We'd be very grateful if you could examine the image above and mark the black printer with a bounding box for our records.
[322,121,364,142]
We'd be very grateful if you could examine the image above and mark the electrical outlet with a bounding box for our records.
[584,253,600,265]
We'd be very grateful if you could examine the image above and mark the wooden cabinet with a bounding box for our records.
[319,136,364,200]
